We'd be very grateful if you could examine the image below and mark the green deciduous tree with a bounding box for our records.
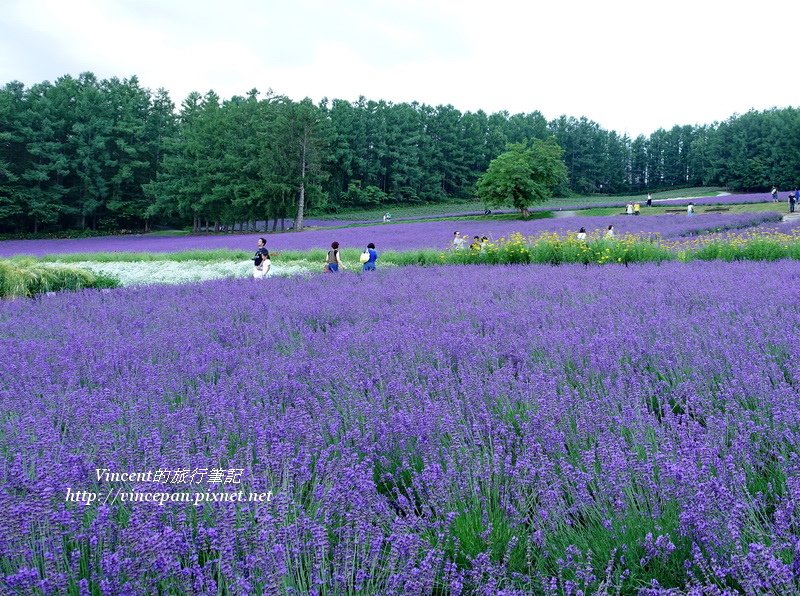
[477,139,567,217]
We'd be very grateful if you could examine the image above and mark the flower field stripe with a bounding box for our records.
[0,212,781,257]
[57,260,309,287]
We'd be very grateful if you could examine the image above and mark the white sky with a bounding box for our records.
[1,0,797,138]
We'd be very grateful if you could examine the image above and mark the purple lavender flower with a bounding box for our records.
[1,261,799,592]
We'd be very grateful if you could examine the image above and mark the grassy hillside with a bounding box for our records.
[308,187,728,221]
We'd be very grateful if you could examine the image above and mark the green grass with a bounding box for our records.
[311,201,781,228]
[443,235,674,266]
[530,186,728,210]
[621,186,727,200]
[310,200,496,221]
[577,202,785,217]
[308,187,728,221]
[238,238,674,269]
[23,249,252,264]
[682,239,800,262]
[144,229,193,237]
[0,259,119,298]
[33,236,800,273]
[314,211,552,228]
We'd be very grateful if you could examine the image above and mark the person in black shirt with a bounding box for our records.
[252,237,271,279]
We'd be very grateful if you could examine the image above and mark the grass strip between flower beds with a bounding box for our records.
[38,234,800,269]
[10,233,800,295]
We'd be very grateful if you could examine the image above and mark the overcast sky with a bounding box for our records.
[1,0,797,138]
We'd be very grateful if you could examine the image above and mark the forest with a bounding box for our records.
[1,72,799,233]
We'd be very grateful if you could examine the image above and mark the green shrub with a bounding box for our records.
[48,249,249,263]
[424,233,675,267]
[687,239,800,262]
[0,260,120,298]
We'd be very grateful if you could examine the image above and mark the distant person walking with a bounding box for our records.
[771,187,779,202]
[362,243,378,271]
[646,192,652,206]
[325,241,345,272]
[790,193,796,213]
[252,237,271,279]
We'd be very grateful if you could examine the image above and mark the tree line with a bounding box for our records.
[1,72,799,233]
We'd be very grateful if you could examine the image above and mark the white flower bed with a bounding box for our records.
[61,260,311,287]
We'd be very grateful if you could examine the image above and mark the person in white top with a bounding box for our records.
[687,203,694,216]
[252,237,270,279]
[626,203,633,215]
[606,224,615,238]
[576,227,587,241]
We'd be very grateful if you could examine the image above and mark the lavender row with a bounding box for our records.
[2,262,800,592]
[665,217,800,250]
[0,212,780,257]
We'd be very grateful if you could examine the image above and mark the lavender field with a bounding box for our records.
[0,212,781,257]
[664,218,800,251]
[2,262,800,593]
